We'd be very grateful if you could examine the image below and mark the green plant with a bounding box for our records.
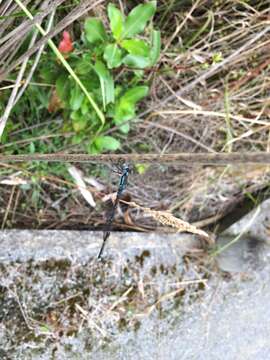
[41,1,160,154]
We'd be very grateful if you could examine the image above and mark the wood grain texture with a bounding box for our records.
[1,152,270,164]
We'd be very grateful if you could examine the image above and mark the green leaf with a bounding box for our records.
[122,2,156,38]
[103,44,123,68]
[94,136,121,151]
[121,39,150,57]
[123,86,149,103]
[39,325,51,333]
[72,134,84,145]
[114,101,135,124]
[149,29,161,65]
[114,86,148,123]
[40,63,59,83]
[123,54,150,69]
[71,112,88,132]
[94,61,115,109]
[29,142,35,154]
[56,74,70,102]
[82,72,99,92]
[93,60,108,79]
[119,123,130,133]
[135,163,149,174]
[70,85,84,111]
[81,98,89,115]
[76,54,93,75]
[108,3,124,40]
[87,143,99,154]
[70,110,81,121]
[84,18,107,43]
[106,75,115,105]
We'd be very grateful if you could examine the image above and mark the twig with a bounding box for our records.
[2,152,270,164]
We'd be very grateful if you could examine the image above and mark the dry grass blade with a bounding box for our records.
[75,303,107,338]
[144,119,216,153]
[161,0,201,54]
[1,185,15,229]
[140,24,270,118]
[0,3,55,138]
[13,8,55,106]
[0,0,106,81]
[67,166,96,208]
[142,287,185,317]
[0,0,65,61]
[127,201,212,243]
[0,1,31,38]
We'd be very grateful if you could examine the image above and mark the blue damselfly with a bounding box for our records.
[97,163,130,259]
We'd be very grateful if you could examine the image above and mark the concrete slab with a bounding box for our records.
[0,229,270,359]
[0,229,199,263]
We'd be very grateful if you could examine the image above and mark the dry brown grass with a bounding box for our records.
[127,200,212,242]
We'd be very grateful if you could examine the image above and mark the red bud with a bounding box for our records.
[58,31,73,54]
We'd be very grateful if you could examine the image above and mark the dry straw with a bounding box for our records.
[127,201,213,244]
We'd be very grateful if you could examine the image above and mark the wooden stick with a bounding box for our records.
[1,152,270,164]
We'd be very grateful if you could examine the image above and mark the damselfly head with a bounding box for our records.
[112,161,130,175]
[122,163,130,172]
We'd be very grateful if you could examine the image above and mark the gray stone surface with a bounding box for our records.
[222,199,270,244]
[0,229,199,263]
[0,221,270,359]
[97,263,270,360]
[216,199,270,272]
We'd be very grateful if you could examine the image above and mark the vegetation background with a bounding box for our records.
[0,0,270,232]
